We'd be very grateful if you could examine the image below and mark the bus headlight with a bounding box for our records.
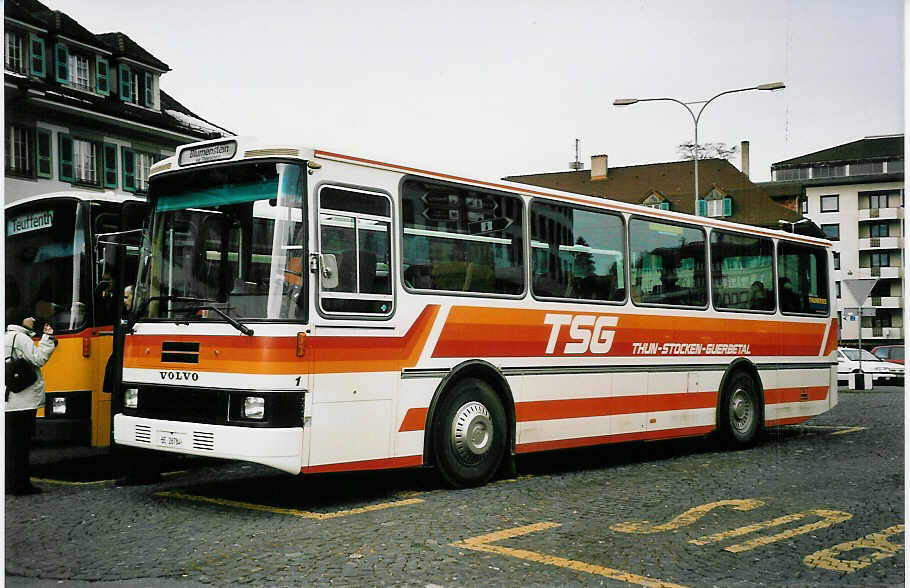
[124,388,139,409]
[51,397,66,415]
[242,396,265,419]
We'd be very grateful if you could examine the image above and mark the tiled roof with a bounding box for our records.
[96,32,169,72]
[773,135,904,168]
[505,158,814,234]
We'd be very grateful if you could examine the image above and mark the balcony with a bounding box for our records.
[858,207,903,222]
[855,266,903,279]
[869,296,903,309]
[860,327,904,340]
[858,236,904,250]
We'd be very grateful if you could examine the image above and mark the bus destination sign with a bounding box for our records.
[178,140,237,166]
[7,209,54,237]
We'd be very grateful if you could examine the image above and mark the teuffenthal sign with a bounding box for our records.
[7,209,53,237]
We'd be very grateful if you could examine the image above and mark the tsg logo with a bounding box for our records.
[544,313,618,354]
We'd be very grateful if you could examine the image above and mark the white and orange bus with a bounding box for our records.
[113,137,838,487]
[5,192,146,446]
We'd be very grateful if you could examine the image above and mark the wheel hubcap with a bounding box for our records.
[730,388,753,433]
[451,401,493,463]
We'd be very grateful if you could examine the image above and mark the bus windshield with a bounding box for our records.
[5,199,90,333]
[138,161,306,322]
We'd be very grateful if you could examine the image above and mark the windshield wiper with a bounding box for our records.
[126,295,216,332]
[170,304,254,336]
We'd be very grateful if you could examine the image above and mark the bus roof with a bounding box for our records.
[5,191,146,210]
[150,136,832,247]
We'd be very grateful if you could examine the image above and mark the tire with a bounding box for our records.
[719,372,761,447]
[432,377,507,488]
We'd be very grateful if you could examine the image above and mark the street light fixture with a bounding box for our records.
[613,82,786,215]
[778,218,811,233]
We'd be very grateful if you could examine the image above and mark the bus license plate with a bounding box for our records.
[156,431,186,448]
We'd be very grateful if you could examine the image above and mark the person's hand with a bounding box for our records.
[43,323,54,335]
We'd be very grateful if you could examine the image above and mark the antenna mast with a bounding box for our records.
[569,138,583,170]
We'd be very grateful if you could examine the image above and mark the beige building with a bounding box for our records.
[767,135,904,348]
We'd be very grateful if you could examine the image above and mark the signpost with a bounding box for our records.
[842,278,878,390]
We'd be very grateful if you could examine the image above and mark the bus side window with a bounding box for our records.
[318,186,393,316]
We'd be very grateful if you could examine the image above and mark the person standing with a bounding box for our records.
[5,316,56,495]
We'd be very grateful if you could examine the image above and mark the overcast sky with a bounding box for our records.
[47,0,903,183]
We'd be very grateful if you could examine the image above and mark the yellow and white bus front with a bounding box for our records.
[114,157,310,473]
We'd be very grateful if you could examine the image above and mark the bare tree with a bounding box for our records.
[677,141,738,161]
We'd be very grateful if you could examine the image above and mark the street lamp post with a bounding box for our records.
[614,82,785,215]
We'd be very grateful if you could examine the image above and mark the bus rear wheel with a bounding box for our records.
[432,377,507,488]
[719,372,761,447]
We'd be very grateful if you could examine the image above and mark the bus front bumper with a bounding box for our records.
[113,414,303,474]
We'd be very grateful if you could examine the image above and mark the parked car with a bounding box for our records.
[837,347,904,385]
[871,344,904,365]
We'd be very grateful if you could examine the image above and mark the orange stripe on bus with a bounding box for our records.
[822,318,839,356]
[515,391,718,421]
[123,305,439,375]
[516,425,715,454]
[302,454,422,473]
[433,306,828,358]
[764,386,829,404]
[399,385,826,433]
[766,415,813,427]
[399,407,429,432]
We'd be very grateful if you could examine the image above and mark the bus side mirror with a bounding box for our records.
[321,254,339,290]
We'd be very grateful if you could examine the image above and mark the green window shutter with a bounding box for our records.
[36,128,52,178]
[659,202,670,211]
[696,199,707,217]
[722,197,732,217]
[59,134,74,182]
[119,63,131,101]
[54,42,69,83]
[96,57,110,96]
[143,72,154,107]
[29,34,46,77]
[122,147,136,191]
[103,143,118,188]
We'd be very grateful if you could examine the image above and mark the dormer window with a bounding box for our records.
[5,30,26,73]
[69,53,92,91]
[642,191,670,211]
[118,63,159,109]
[701,187,732,218]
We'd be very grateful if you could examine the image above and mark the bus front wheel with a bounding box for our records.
[719,372,761,447]
[432,378,507,488]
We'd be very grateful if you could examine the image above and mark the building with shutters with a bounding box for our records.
[504,144,816,235]
[766,135,904,348]
[4,0,231,204]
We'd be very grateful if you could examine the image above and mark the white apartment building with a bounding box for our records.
[770,135,904,348]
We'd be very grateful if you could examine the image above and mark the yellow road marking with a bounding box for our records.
[804,524,904,572]
[610,499,765,534]
[31,477,109,486]
[452,522,689,588]
[794,425,867,435]
[829,426,867,436]
[30,470,186,487]
[690,509,852,552]
[156,491,423,519]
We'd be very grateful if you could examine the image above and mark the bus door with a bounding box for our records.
[311,184,395,469]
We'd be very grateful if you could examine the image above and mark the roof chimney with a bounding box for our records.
[740,140,750,178]
[591,154,608,181]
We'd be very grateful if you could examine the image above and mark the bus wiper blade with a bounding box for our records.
[173,305,254,336]
[126,296,216,332]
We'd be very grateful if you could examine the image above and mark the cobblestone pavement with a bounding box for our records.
[6,387,904,587]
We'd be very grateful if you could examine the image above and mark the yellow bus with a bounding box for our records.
[5,192,146,446]
[113,138,838,487]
